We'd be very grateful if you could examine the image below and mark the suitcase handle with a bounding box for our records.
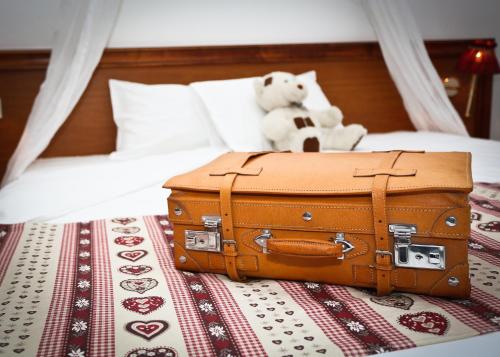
[265,239,344,258]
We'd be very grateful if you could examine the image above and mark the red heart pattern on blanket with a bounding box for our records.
[125,320,168,340]
[112,227,140,234]
[120,278,158,294]
[119,265,152,276]
[112,217,137,225]
[118,250,148,262]
[398,311,448,335]
[122,296,164,315]
[125,347,176,357]
[478,221,500,233]
[115,236,144,247]
[370,294,414,310]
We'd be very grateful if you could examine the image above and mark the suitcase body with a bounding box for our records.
[164,151,472,297]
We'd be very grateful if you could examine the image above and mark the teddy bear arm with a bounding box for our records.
[311,106,343,128]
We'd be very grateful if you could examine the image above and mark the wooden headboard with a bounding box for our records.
[0,40,494,179]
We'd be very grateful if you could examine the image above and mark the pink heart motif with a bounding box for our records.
[122,296,164,315]
[399,311,448,335]
[112,227,140,235]
[478,221,500,233]
[125,320,168,340]
[125,347,176,357]
[120,278,158,294]
[119,265,152,276]
[370,294,414,310]
[112,217,137,226]
[115,236,144,247]
[118,250,148,262]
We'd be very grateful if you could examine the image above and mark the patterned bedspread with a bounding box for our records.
[0,183,499,357]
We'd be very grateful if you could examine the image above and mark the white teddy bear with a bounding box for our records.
[254,71,367,152]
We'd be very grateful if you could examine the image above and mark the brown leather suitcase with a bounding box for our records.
[164,151,472,297]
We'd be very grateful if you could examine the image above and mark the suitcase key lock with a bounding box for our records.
[184,216,222,252]
[390,224,446,270]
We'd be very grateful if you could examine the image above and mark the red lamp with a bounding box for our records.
[457,39,500,117]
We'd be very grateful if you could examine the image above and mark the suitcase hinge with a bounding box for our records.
[185,216,222,252]
[389,224,446,270]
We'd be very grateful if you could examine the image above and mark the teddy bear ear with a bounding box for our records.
[253,78,265,95]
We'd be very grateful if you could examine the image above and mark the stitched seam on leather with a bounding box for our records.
[271,239,330,245]
[234,222,372,231]
[169,185,470,192]
[354,266,375,283]
[173,241,205,272]
[230,222,468,237]
[346,236,368,259]
[429,206,469,236]
[173,201,465,211]
[169,221,468,237]
[240,229,262,253]
[429,263,468,294]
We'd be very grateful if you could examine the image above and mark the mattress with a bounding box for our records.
[1,131,499,225]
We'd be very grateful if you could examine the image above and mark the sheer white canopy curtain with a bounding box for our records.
[361,0,469,137]
[2,0,468,186]
[1,0,123,187]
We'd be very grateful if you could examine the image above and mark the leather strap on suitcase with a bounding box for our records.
[212,152,271,281]
[356,150,421,295]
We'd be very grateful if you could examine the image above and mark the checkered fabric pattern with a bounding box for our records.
[90,219,115,357]
[0,183,499,357]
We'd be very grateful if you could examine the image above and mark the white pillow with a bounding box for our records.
[109,79,223,160]
[190,71,332,151]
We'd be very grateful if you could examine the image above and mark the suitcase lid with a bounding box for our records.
[164,151,472,196]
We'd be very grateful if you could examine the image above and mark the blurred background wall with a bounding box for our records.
[0,0,498,138]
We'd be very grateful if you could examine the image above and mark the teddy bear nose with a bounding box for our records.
[297,84,303,90]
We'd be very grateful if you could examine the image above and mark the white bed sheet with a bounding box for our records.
[1,131,499,225]
[0,146,228,224]
[0,131,499,355]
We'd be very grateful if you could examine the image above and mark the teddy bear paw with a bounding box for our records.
[345,124,367,150]
[303,137,320,152]
[319,106,344,127]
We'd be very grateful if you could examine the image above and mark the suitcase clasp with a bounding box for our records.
[390,224,446,270]
[185,216,222,252]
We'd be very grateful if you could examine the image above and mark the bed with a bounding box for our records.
[0,42,499,357]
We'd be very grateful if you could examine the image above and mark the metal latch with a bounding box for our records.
[389,224,445,270]
[185,216,222,252]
